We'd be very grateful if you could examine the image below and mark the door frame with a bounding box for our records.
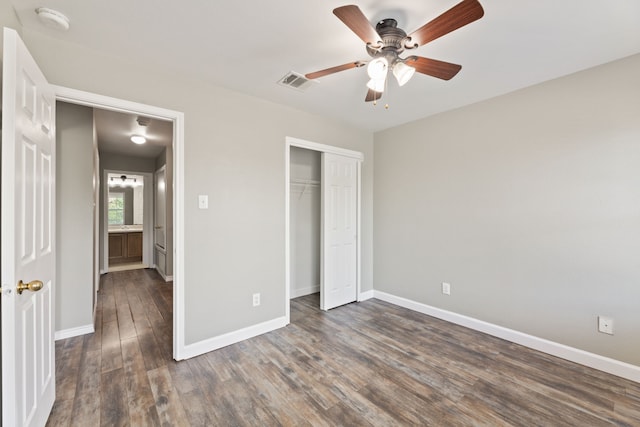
[285,136,363,322]
[102,169,154,271]
[53,85,186,360]
[153,164,168,277]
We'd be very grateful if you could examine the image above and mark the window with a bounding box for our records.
[108,193,125,225]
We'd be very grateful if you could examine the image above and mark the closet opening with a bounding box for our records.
[285,137,363,320]
[289,147,322,300]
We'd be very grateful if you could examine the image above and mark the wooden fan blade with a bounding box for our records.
[305,61,365,80]
[365,89,383,103]
[406,0,484,48]
[333,5,381,46]
[405,56,462,80]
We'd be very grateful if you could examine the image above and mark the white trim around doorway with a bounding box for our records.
[285,136,363,323]
[52,85,186,360]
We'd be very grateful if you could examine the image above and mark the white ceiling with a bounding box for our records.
[93,108,172,158]
[13,0,640,132]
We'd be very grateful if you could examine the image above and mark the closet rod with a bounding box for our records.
[290,178,320,186]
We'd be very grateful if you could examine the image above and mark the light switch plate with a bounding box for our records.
[442,282,451,295]
[198,195,208,209]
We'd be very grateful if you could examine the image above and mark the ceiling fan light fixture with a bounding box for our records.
[366,77,386,93]
[109,175,142,187]
[130,135,146,145]
[367,57,388,79]
[393,61,416,86]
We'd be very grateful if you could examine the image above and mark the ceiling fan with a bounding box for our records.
[305,0,484,103]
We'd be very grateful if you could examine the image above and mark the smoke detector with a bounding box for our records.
[35,7,70,31]
[137,116,152,127]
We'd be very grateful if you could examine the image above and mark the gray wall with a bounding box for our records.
[374,53,640,366]
[0,2,20,54]
[22,28,374,345]
[100,152,157,172]
[56,102,95,331]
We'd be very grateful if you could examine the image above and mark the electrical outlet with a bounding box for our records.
[598,316,613,335]
[442,282,451,295]
[252,293,260,307]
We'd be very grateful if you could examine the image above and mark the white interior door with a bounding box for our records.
[321,152,358,310]
[1,28,56,426]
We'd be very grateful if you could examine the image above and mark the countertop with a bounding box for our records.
[108,226,143,234]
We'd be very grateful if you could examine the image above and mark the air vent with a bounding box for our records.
[277,71,316,92]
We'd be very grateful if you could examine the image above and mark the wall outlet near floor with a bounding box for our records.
[252,293,261,307]
[598,316,614,335]
[441,282,451,295]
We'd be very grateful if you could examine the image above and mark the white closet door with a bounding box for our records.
[321,153,358,310]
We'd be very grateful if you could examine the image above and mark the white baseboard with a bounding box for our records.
[179,316,288,360]
[55,324,95,341]
[155,266,173,282]
[373,290,640,383]
[290,285,320,299]
[358,290,374,301]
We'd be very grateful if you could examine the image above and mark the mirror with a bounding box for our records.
[108,173,144,226]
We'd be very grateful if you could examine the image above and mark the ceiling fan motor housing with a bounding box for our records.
[367,18,410,58]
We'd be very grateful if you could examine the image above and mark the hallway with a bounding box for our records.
[48,269,173,425]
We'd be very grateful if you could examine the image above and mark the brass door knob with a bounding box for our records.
[17,280,44,295]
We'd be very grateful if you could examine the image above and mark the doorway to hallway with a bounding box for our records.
[54,85,185,360]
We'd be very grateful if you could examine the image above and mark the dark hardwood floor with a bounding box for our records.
[47,269,640,426]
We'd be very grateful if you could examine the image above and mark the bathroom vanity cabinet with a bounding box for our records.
[108,231,143,264]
